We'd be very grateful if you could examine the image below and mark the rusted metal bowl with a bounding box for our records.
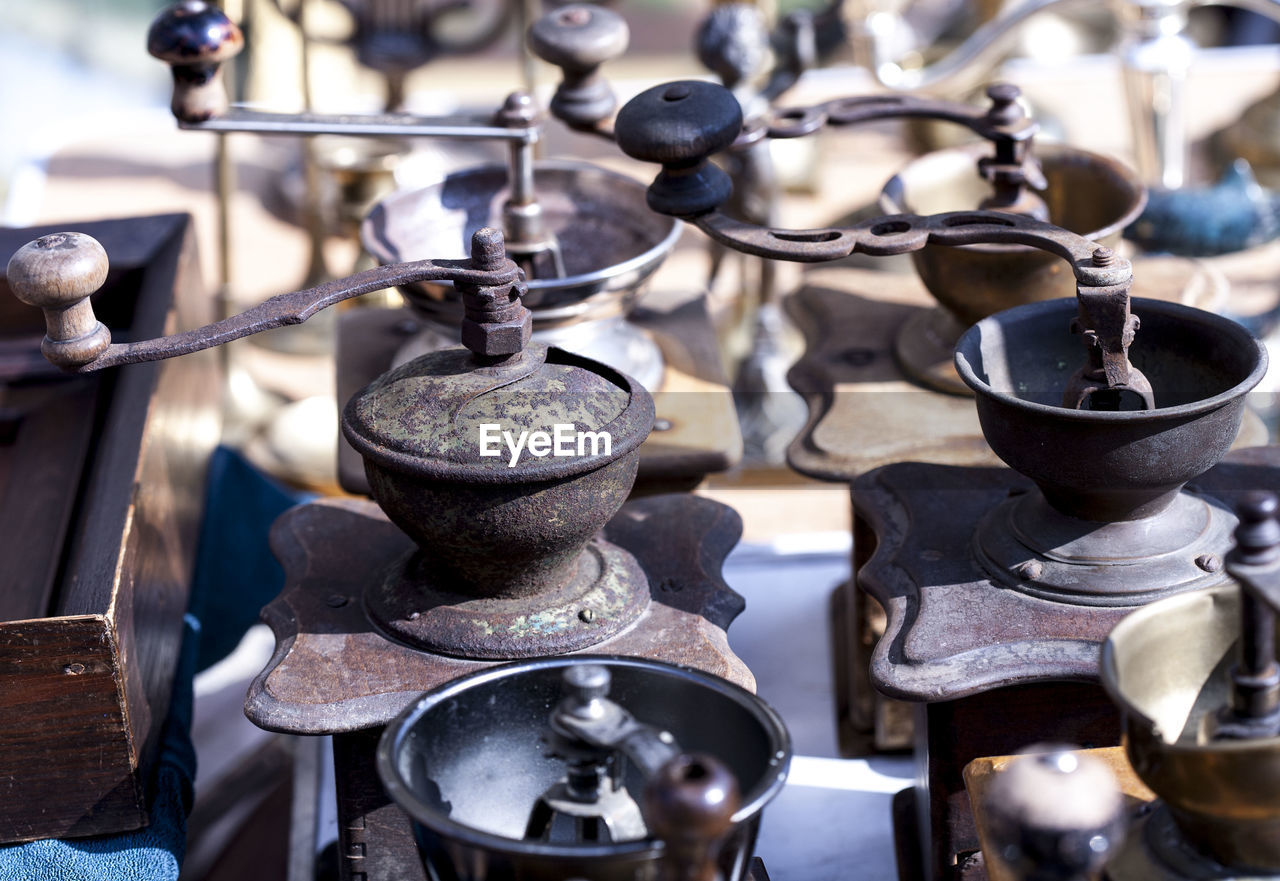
[377,656,791,881]
[1102,585,1280,873]
[342,344,656,658]
[955,298,1266,523]
[881,143,1146,326]
[362,160,681,324]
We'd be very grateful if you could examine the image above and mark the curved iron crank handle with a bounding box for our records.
[764,81,1036,144]
[6,229,525,374]
[613,80,1146,404]
[691,210,1145,404]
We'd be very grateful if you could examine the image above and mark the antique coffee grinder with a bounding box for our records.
[375,657,791,880]
[973,492,1280,881]
[5,226,755,722]
[7,226,777,877]
[607,78,1269,880]
[147,1,741,491]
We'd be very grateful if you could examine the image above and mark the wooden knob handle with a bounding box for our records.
[527,5,628,129]
[147,1,244,123]
[614,81,742,216]
[984,748,1126,881]
[7,233,112,370]
[643,753,740,881]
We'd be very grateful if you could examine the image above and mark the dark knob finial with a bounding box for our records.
[644,754,741,881]
[614,81,743,217]
[985,747,1126,881]
[528,5,628,129]
[985,82,1027,128]
[1235,492,1280,565]
[696,3,771,90]
[147,1,244,123]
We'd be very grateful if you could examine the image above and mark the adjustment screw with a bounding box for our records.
[1092,247,1116,267]
[564,663,610,701]
[985,82,1025,125]
[986,83,1021,105]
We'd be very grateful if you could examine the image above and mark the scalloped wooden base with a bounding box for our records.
[245,493,754,734]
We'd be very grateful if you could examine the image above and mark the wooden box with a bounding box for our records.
[0,214,220,842]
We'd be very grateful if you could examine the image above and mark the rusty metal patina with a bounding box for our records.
[6,227,658,660]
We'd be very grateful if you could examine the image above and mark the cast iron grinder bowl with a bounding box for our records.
[377,656,792,881]
[343,341,656,659]
[954,298,1267,606]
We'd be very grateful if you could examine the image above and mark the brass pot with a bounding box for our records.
[881,143,1146,326]
[1102,585,1280,873]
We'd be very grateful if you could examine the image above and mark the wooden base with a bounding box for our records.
[0,214,219,842]
[246,493,754,734]
[336,293,741,496]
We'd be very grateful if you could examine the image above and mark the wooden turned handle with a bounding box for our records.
[614,81,743,216]
[527,4,628,129]
[147,1,244,123]
[984,748,1126,881]
[643,753,741,881]
[6,233,112,369]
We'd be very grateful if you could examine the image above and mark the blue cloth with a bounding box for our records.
[189,446,307,672]
[0,446,309,879]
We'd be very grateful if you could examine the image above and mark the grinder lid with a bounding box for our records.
[342,343,653,484]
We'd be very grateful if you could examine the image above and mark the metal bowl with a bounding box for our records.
[955,298,1266,523]
[881,143,1146,326]
[361,160,682,325]
[1102,585,1280,873]
[377,656,791,881]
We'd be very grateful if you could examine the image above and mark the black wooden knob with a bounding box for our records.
[147,1,244,122]
[528,5,628,129]
[696,4,770,89]
[616,81,742,166]
[615,81,742,217]
[644,753,740,881]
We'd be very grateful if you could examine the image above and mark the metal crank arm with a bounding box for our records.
[6,230,524,374]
